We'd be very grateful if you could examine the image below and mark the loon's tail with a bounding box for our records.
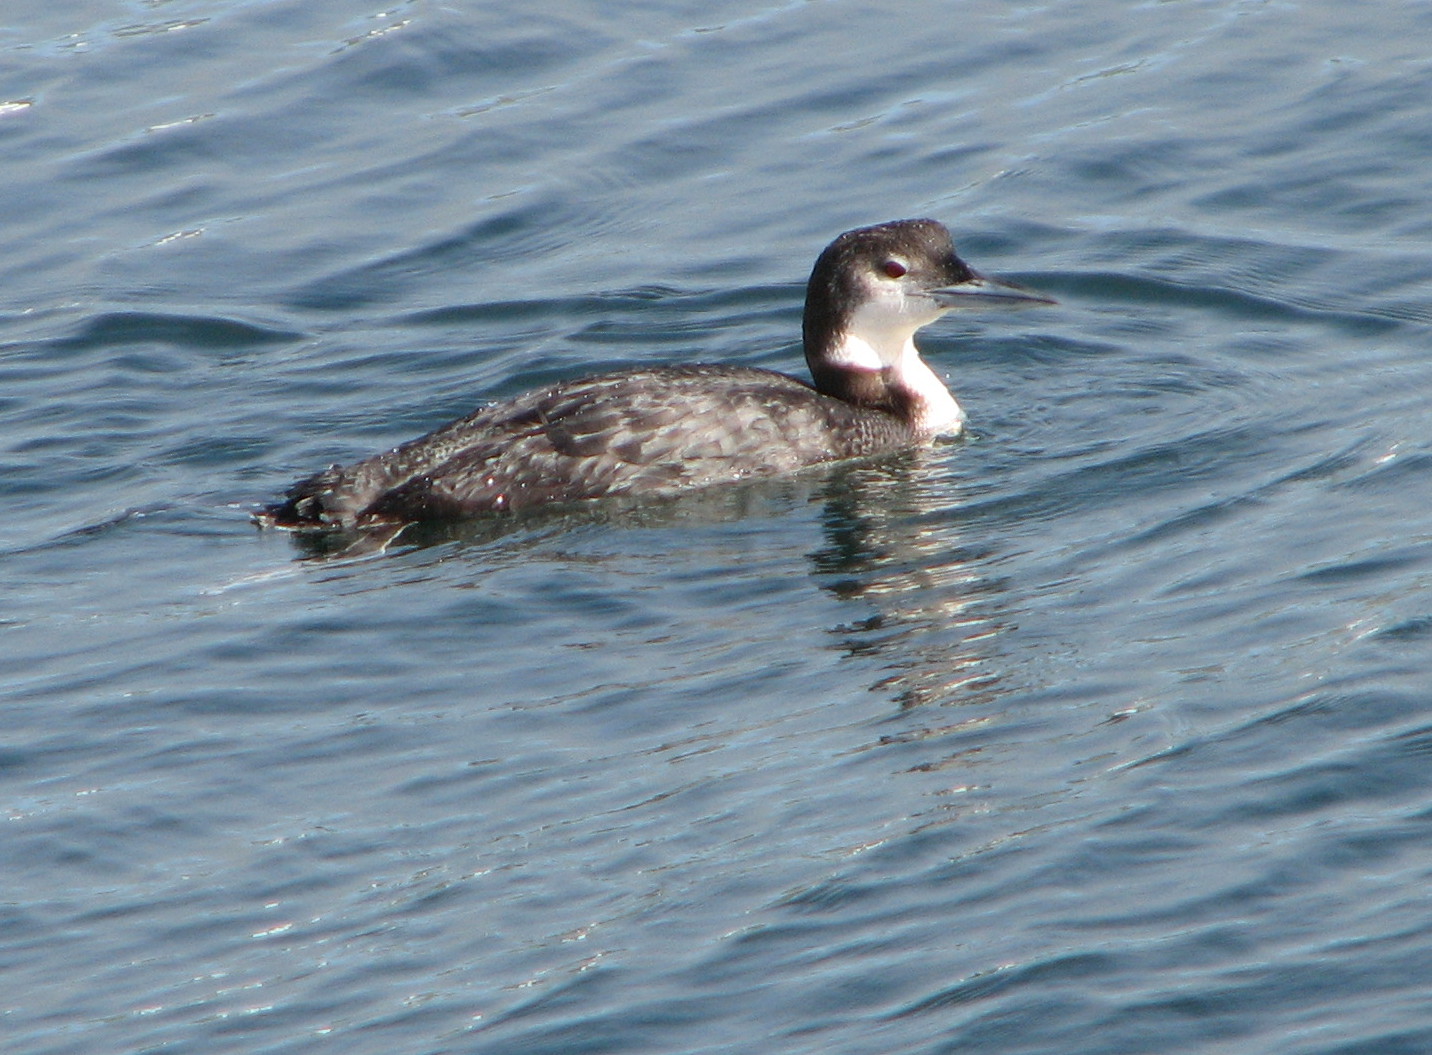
[252,465,352,531]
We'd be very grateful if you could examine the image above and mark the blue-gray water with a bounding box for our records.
[6,2,1432,1053]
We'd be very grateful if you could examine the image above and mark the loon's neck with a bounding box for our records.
[807,330,965,438]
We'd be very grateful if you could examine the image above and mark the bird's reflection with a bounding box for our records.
[807,451,1018,713]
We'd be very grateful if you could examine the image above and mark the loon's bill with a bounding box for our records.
[926,272,1056,309]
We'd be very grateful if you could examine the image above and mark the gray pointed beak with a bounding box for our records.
[926,272,1056,310]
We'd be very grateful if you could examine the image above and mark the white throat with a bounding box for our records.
[826,300,965,438]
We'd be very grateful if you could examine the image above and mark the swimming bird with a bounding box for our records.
[258,219,1051,533]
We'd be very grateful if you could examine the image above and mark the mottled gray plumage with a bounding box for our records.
[265,364,914,529]
[258,219,1049,533]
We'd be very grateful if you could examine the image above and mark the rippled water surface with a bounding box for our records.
[6,2,1432,1053]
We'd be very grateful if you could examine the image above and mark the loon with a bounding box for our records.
[258,219,1051,532]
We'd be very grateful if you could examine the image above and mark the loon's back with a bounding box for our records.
[261,364,917,531]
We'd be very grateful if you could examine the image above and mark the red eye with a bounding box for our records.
[882,260,908,278]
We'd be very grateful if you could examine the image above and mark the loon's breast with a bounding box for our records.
[264,364,916,530]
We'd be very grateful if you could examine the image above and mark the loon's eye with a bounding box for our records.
[881,259,908,279]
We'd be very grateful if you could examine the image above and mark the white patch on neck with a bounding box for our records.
[898,347,965,437]
[827,299,965,438]
[824,331,886,372]
[833,291,942,369]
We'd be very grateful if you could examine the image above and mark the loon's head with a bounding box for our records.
[802,219,1053,436]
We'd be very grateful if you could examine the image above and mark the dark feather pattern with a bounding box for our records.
[260,364,916,530]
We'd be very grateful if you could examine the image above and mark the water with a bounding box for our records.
[5,1,1432,1052]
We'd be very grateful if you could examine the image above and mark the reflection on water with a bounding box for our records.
[808,453,1018,712]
